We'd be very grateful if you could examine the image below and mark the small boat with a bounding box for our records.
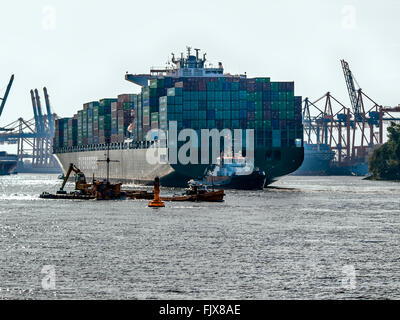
[161,190,225,202]
[161,181,225,202]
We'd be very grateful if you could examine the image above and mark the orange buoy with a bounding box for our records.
[148,177,165,208]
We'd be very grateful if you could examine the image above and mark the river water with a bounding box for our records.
[0,174,399,299]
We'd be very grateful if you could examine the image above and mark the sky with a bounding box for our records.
[0,0,399,151]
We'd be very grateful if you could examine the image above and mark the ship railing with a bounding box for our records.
[53,140,156,154]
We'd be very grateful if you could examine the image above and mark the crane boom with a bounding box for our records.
[34,89,45,133]
[58,163,89,194]
[0,74,14,118]
[43,87,54,135]
[59,163,81,191]
[341,60,360,115]
[382,105,400,112]
[30,90,40,133]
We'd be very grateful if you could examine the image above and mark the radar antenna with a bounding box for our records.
[194,48,200,60]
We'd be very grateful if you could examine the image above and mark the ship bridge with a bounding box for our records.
[125,47,225,87]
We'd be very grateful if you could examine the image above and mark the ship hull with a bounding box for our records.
[55,145,304,187]
[0,160,17,175]
[292,143,334,176]
[54,148,192,187]
[293,143,369,176]
[201,171,267,190]
[326,163,369,176]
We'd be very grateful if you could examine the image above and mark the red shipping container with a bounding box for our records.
[117,94,130,103]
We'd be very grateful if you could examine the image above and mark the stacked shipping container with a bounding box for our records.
[54,118,68,148]
[157,77,302,148]
[54,76,302,151]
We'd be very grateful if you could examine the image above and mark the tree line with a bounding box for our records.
[369,122,400,180]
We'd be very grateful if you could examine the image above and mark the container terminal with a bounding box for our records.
[295,60,400,176]
[0,77,61,174]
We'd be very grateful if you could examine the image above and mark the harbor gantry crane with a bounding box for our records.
[341,60,361,117]
[301,60,400,175]
[302,92,355,169]
[0,79,61,173]
[340,60,385,152]
[0,74,14,131]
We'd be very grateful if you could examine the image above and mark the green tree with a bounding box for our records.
[369,122,400,180]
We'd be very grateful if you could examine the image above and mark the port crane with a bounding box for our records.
[341,60,361,117]
[302,59,400,175]
[0,74,14,131]
[0,79,60,172]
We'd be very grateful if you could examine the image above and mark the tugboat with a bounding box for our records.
[0,151,18,175]
[196,153,266,190]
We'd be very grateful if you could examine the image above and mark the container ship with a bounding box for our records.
[53,48,304,187]
[293,142,369,176]
[293,143,335,175]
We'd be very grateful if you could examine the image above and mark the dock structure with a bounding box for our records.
[0,78,61,173]
[298,60,400,175]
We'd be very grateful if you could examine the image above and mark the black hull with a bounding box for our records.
[172,146,304,187]
[0,161,17,175]
[202,171,266,190]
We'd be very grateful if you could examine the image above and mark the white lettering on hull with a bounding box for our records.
[78,156,98,170]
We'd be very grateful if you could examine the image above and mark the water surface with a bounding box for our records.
[0,174,399,299]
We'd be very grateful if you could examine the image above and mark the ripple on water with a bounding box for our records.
[0,174,399,299]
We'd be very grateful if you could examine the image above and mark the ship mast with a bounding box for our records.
[97,138,119,183]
